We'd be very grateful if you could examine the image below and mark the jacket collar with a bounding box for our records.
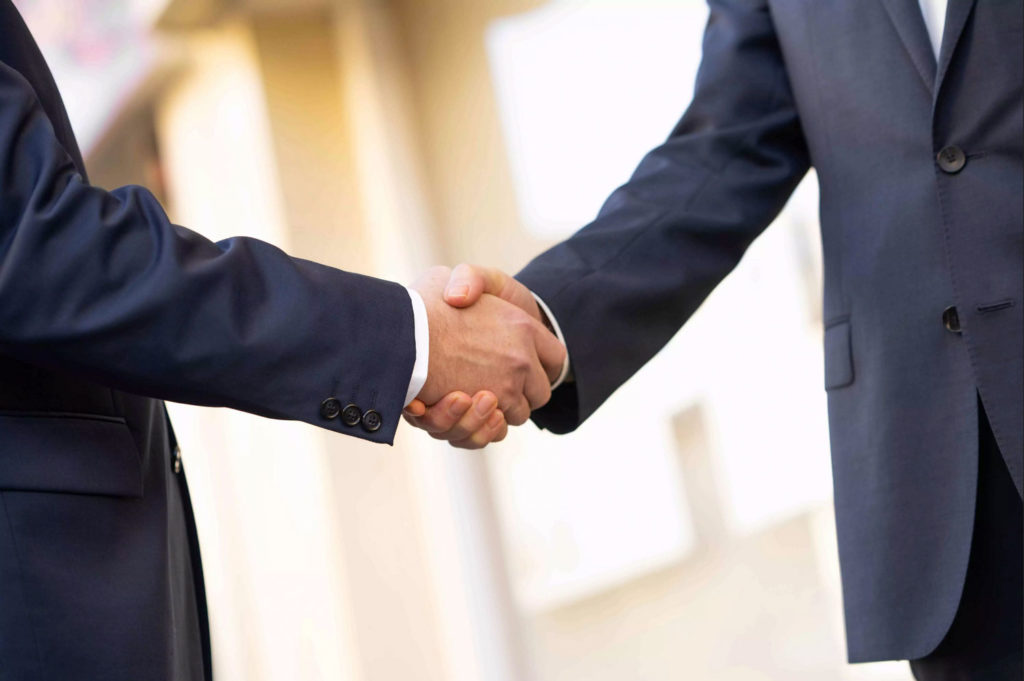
[935,0,978,99]
[879,0,938,94]
[877,0,978,100]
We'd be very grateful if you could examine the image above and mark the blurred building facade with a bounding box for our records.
[18,0,912,679]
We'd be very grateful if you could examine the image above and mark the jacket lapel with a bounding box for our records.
[935,0,978,98]
[878,0,938,94]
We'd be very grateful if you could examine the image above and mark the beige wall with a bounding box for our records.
[251,11,369,269]
[391,0,553,268]
[152,23,362,681]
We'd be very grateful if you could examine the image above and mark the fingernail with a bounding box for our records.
[446,284,469,300]
[449,395,470,417]
[475,393,497,416]
[487,411,504,429]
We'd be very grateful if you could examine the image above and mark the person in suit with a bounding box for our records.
[0,2,563,679]
[408,0,1023,678]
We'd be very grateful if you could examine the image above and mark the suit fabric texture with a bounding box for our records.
[518,0,1023,665]
[908,404,1022,679]
[0,2,416,679]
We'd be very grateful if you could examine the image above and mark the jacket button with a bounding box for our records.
[943,306,962,333]
[173,446,182,474]
[937,146,966,174]
[341,404,363,427]
[362,409,382,433]
[320,398,342,420]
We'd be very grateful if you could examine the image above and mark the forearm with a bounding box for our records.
[517,0,809,432]
[0,60,415,443]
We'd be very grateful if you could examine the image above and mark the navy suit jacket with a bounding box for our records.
[518,0,1022,664]
[0,2,416,679]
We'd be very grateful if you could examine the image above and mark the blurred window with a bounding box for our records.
[13,0,160,153]
[485,0,831,613]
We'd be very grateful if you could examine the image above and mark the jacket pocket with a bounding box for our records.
[0,412,143,497]
[824,318,855,390]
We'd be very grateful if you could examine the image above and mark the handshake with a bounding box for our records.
[404,264,567,449]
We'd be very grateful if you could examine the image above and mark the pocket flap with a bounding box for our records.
[824,320,855,390]
[0,413,143,497]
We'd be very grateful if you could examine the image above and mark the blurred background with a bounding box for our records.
[16,0,913,679]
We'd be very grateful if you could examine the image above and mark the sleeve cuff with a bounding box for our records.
[404,287,430,406]
[532,292,572,390]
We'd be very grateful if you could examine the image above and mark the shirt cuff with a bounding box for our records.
[531,292,571,390]
[404,287,430,406]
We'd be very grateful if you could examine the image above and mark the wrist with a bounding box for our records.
[404,287,430,406]
[530,293,572,389]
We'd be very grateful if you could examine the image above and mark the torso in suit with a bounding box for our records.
[518,0,1023,666]
[0,2,417,679]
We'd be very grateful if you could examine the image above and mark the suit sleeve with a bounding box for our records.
[516,0,810,434]
[0,60,415,445]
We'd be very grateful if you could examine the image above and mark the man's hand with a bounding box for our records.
[443,263,543,323]
[407,264,561,448]
[403,390,509,450]
[411,267,565,428]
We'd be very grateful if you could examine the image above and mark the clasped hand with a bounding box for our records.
[405,265,564,449]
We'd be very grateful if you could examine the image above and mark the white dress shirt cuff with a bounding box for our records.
[532,293,571,390]
[404,287,430,407]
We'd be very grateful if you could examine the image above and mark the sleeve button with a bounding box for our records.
[341,404,363,427]
[362,409,382,433]
[320,398,342,420]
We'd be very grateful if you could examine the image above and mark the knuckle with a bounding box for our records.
[510,351,532,373]
[501,306,526,327]
[498,394,520,415]
[512,313,534,333]
[506,409,527,427]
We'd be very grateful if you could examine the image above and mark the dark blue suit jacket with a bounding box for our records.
[518,0,1022,664]
[0,2,416,679]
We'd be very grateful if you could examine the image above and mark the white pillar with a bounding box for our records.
[156,23,364,681]
[331,2,532,679]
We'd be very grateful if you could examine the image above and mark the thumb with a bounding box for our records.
[444,263,503,308]
[404,399,427,417]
